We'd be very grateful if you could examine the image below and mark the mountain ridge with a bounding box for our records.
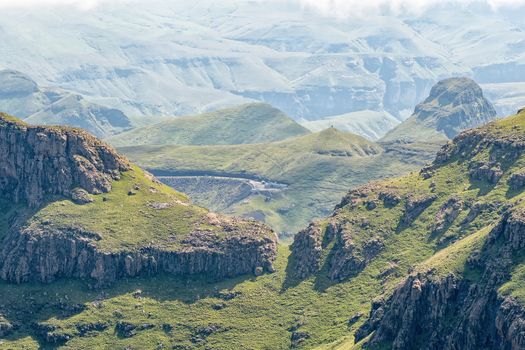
[107,103,310,147]
[0,69,132,138]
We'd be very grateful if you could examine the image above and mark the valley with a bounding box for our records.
[1,107,525,349]
[157,173,287,214]
[0,2,524,349]
[114,78,497,235]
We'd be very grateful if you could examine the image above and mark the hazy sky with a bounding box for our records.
[0,0,524,14]
[300,0,525,16]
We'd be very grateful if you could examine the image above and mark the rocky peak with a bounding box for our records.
[0,113,129,207]
[413,77,497,138]
[423,77,483,108]
[380,77,497,163]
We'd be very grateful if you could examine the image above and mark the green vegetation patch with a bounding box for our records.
[107,103,310,147]
[28,165,217,252]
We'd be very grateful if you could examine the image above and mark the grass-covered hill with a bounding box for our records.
[2,110,524,349]
[290,108,525,349]
[114,78,498,235]
[119,128,415,234]
[107,103,310,147]
[0,111,278,332]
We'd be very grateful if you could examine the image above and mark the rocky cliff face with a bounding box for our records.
[0,113,129,207]
[0,219,277,288]
[357,209,525,350]
[0,113,277,287]
[414,77,497,139]
[290,183,402,282]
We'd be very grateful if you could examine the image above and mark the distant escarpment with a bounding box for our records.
[0,113,129,207]
[0,113,277,287]
[0,69,132,138]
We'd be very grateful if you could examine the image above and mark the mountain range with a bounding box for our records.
[113,77,498,234]
[0,1,524,139]
[0,91,523,350]
[0,2,524,348]
[0,69,132,138]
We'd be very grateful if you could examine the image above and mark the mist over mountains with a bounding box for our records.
[0,0,523,139]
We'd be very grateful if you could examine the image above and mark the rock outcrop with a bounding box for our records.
[380,77,498,163]
[290,222,324,279]
[508,169,525,190]
[0,113,278,286]
[0,221,277,288]
[291,183,400,281]
[411,77,497,139]
[357,209,525,350]
[400,194,436,226]
[0,113,129,207]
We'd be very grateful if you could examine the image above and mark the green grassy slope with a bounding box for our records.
[1,111,524,349]
[107,103,310,147]
[119,128,415,233]
[29,165,217,252]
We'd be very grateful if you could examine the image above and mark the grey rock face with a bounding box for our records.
[508,169,525,190]
[357,209,525,350]
[469,161,504,184]
[431,197,463,234]
[71,188,94,205]
[400,194,437,226]
[0,113,129,207]
[0,224,277,288]
[290,222,324,279]
[413,77,497,139]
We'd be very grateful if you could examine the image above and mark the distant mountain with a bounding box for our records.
[119,128,415,233]
[1,1,523,140]
[107,103,310,147]
[380,77,497,161]
[300,110,400,141]
[0,69,131,138]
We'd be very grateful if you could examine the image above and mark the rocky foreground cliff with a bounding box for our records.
[290,108,525,349]
[0,113,277,287]
[0,112,129,207]
[357,209,525,349]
